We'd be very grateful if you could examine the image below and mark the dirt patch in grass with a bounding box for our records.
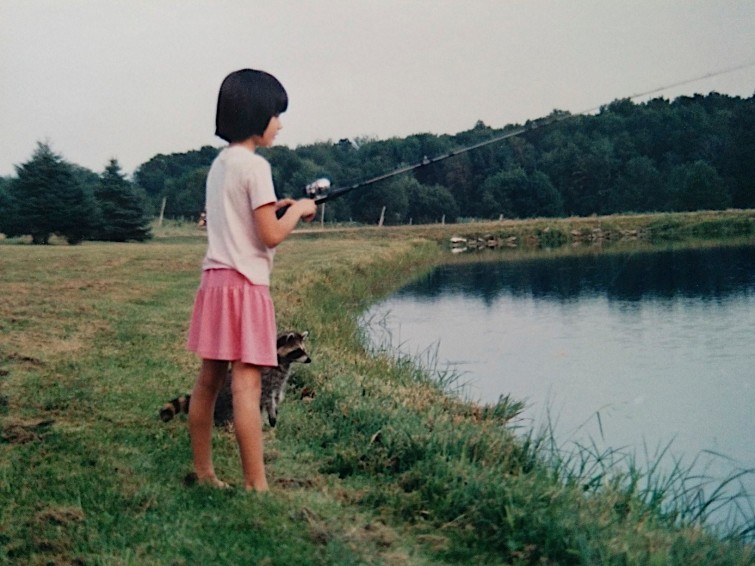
[0,418,55,444]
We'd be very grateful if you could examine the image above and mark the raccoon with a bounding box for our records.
[160,331,311,427]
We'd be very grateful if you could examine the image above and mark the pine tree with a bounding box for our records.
[6,142,96,244]
[95,159,152,242]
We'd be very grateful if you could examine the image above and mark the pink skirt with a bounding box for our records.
[186,269,278,366]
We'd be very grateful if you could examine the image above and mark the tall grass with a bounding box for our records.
[1,213,753,564]
[338,317,754,563]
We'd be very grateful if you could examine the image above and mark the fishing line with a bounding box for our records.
[303,60,755,205]
[579,60,755,290]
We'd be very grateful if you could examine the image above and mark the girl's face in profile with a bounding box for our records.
[254,115,282,148]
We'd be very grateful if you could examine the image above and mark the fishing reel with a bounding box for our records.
[303,178,332,202]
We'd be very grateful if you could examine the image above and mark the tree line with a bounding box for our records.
[135,92,754,224]
[1,92,752,243]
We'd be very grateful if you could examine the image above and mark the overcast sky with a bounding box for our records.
[1,1,753,178]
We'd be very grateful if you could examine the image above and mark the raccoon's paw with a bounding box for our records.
[159,406,176,422]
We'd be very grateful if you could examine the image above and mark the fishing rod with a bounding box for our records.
[294,61,755,207]
[303,121,537,204]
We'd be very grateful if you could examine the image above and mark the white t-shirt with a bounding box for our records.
[202,146,278,285]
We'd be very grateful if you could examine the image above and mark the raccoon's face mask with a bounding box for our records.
[277,331,311,364]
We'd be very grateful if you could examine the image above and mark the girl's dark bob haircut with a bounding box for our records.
[215,69,288,143]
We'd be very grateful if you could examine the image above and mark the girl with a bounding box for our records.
[186,69,317,491]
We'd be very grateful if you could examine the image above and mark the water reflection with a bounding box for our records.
[399,245,755,304]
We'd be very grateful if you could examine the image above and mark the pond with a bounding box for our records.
[362,240,755,531]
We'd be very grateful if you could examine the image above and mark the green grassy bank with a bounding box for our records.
[1,211,753,564]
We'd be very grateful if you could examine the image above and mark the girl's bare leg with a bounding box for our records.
[231,361,268,492]
[188,359,229,487]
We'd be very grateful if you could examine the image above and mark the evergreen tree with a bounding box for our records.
[0,177,12,236]
[5,142,96,244]
[95,159,152,241]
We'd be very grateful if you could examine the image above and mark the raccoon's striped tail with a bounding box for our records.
[160,395,191,422]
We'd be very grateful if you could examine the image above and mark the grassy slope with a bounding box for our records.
[1,211,753,564]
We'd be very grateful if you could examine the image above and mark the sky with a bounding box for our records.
[1,1,753,178]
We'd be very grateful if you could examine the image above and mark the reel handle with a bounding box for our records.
[276,178,331,218]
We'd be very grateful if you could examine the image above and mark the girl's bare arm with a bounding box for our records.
[253,199,317,248]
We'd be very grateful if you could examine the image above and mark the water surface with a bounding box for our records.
[363,242,755,528]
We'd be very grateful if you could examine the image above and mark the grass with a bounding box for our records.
[287,208,755,249]
[1,211,753,564]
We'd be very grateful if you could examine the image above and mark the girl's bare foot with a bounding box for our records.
[199,476,230,489]
[244,481,269,493]
[185,472,230,489]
